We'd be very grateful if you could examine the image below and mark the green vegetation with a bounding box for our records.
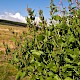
[0,24,29,80]
[0,63,17,80]
[0,24,29,49]
[2,0,80,80]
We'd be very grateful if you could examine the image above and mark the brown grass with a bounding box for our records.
[0,24,29,51]
[0,24,30,80]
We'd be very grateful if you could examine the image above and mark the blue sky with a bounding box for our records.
[0,0,79,21]
[0,0,69,18]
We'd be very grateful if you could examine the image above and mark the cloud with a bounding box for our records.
[0,12,42,25]
[0,12,26,23]
[34,17,41,25]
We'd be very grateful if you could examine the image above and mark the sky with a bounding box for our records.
[0,0,79,23]
[0,0,50,17]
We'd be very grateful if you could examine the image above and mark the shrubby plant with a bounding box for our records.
[5,0,80,80]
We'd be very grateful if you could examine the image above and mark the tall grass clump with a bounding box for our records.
[5,0,80,80]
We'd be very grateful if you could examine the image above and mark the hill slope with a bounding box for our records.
[0,24,29,51]
[0,19,26,27]
[0,24,30,80]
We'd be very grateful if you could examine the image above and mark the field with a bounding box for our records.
[0,24,29,80]
[0,2,80,79]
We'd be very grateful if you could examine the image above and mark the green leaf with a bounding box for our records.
[78,62,80,66]
[47,61,53,68]
[30,55,34,63]
[69,35,75,42]
[64,77,73,80]
[65,57,73,63]
[69,54,76,60]
[39,76,44,80]
[52,65,58,72]
[48,71,54,77]
[16,71,22,80]
[68,0,72,2]
[14,57,19,62]
[25,54,28,59]
[63,64,74,69]
[31,50,44,56]
[13,54,19,62]
[52,51,56,57]
[37,34,45,41]
[21,72,26,79]
[53,75,61,80]
[31,50,44,59]
[46,30,51,36]
[53,15,61,21]
[35,61,41,67]
[46,77,53,80]
[12,37,16,42]
[37,66,43,72]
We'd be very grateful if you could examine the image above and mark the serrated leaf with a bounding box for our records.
[65,57,72,63]
[31,50,44,59]
[64,64,74,69]
[31,50,44,56]
[48,71,54,76]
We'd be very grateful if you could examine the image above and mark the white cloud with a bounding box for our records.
[0,12,42,25]
[34,17,41,25]
[0,12,26,23]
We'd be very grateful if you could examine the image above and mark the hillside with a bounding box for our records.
[0,23,29,51]
[0,23,30,80]
[0,19,26,27]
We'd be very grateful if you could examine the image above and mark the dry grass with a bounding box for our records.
[0,24,29,51]
[0,24,30,80]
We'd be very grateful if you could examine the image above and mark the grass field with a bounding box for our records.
[0,24,29,50]
[0,24,30,80]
